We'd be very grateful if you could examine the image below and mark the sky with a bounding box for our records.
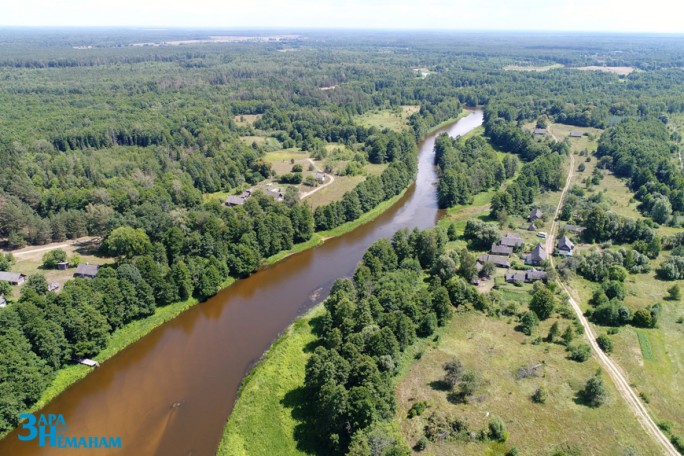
[1,0,682,33]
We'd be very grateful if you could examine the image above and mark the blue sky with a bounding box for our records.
[2,0,682,33]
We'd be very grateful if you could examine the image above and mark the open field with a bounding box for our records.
[396,311,663,455]
[355,105,420,132]
[233,114,262,127]
[575,66,635,76]
[504,63,564,72]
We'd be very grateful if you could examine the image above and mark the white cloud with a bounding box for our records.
[0,0,682,33]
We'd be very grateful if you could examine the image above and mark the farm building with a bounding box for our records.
[564,224,586,235]
[499,233,524,248]
[533,128,546,135]
[0,271,26,285]
[505,269,548,284]
[313,172,326,182]
[569,131,583,138]
[264,188,284,201]
[56,261,69,270]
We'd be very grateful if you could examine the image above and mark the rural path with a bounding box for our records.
[299,158,335,199]
[1,237,96,257]
[547,152,680,455]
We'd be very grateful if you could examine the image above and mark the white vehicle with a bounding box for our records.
[536,231,547,239]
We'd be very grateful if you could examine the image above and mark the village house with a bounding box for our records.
[0,271,26,285]
[478,254,511,269]
[569,131,583,138]
[56,261,70,270]
[527,223,537,231]
[528,208,543,222]
[533,128,546,135]
[313,172,326,182]
[557,236,575,256]
[224,189,254,207]
[74,263,100,279]
[524,243,547,265]
[490,243,513,256]
[499,233,524,249]
[505,268,548,284]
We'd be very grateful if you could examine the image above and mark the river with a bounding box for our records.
[0,109,483,456]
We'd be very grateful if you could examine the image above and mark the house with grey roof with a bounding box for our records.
[490,244,513,256]
[74,263,99,279]
[557,236,575,255]
[478,254,511,269]
[499,234,523,249]
[225,195,246,206]
[570,131,583,138]
[563,224,586,235]
[0,271,26,285]
[313,173,326,182]
[265,188,284,201]
[534,128,546,135]
[528,208,543,222]
[524,243,547,265]
[506,269,548,283]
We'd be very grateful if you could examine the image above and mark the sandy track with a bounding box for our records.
[547,151,679,455]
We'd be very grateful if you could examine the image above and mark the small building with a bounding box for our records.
[564,224,586,235]
[56,261,69,270]
[74,263,99,279]
[528,208,543,222]
[478,254,511,269]
[0,296,6,308]
[505,271,528,283]
[225,195,246,207]
[48,282,60,292]
[490,244,513,256]
[499,233,524,248]
[526,269,548,282]
[524,243,548,265]
[527,223,537,231]
[313,172,326,182]
[534,128,547,135]
[557,236,575,255]
[265,188,284,201]
[78,359,100,368]
[570,131,583,138]
[239,190,253,199]
[0,271,26,285]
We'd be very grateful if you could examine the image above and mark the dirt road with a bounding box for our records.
[547,152,679,455]
[299,158,335,199]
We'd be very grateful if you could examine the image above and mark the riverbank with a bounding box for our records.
[0,126,430,444]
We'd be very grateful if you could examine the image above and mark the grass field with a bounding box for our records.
[395,311,662,455]
[234,114,262,127]
[503,64,564,72]
[575,66,635,76]
[355,105,420,132]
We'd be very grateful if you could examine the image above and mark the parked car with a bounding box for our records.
[536,231,547,239]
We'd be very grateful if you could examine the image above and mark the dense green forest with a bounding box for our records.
[3,30,684,445]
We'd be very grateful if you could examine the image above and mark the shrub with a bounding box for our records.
[532,386,548,404]
[415,436,428,451]
[596,334,613,353]
[671,435,684,453]
[408,401,428,419]
[568,343,591,362]
[581,372,607,407]
[488,416,507,442]
[519,311,539,335]
[291,164,303,172]
[42,248,67,268]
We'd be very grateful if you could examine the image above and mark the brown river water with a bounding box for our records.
[0,109,483,456]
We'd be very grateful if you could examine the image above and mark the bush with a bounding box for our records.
[408,401,428,419]
[519,311,539,336]
[415,436,428,451]
[632,308,654,328]
[488,416,507,442]
[532,386,548,404]
[291,164,303,172]
[581,372,607,407]
[671,435,684,453]
[568,343,591,362]
[596,334,613,353]
[42,248,67,268]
